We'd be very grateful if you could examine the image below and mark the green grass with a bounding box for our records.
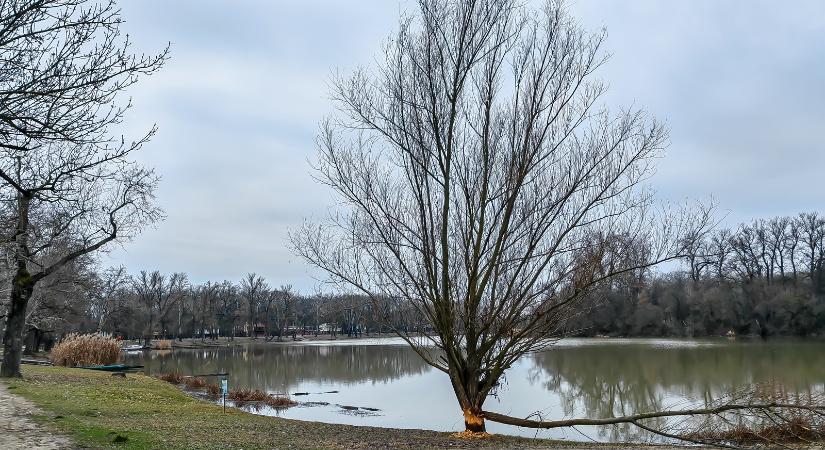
[3,365,585,450]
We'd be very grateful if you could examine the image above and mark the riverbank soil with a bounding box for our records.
[0,381,72,449]
[1,365,693,450]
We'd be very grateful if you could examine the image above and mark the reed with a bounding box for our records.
[50,333,120,367]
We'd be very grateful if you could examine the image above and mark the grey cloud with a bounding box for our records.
[104,0,825,291]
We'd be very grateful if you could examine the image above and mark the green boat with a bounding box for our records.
[79,364,144,372]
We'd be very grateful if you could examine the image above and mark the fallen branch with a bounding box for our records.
[483,403,825,429]
[483,384,825,449]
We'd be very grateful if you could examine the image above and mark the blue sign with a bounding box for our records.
[220,379,228,395]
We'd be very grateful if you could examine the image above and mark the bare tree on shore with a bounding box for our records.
[132,271,187,346]
[0,0,168,377]
[88,265,130,333]
[291,0,825,445]
[240,273,267,339]
[215,280,239,340]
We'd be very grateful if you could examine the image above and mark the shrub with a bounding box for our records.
[152,339,172,350]
[50,333,120,367]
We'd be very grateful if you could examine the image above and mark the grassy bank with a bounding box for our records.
[3,365,617,450]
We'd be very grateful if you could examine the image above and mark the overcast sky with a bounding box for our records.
[105,0,825,292]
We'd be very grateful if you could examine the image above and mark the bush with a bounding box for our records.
[152,339,172,350]
[50,333,120,367]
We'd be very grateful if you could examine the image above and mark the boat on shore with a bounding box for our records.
[80,363,144,372]
[121,344,150,351]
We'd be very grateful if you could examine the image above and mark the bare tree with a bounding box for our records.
[88,265,129,332]
[240,273,267,339]
[268,285,294,341]
[798,212,825,292]
[294,0,715,434]
[0,0,167,377]
[215,280,239,340]
[259,285,278,340]
[23,249,94,352]
[193,282,218,341]
[132,271,187,346]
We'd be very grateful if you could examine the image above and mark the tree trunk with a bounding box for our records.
[449,364,489,433]
[249,303,256,339]
[143,310,154,347]
[1,269,35,378]
[463,407,486,433]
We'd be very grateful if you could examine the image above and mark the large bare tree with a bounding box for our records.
[0,0,167,377]
[289,0,825,442]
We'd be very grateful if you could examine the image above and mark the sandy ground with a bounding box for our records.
[0,382,72,450]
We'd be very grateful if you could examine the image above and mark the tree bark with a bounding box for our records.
[1,193,35,378]
[449,364,491,433]
[1,269,35,378]
[463,407,486,433]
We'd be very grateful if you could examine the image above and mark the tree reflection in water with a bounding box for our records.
[529,339,825,442]
[130,342,432,394]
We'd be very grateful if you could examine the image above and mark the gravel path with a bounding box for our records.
[0,382,72,450]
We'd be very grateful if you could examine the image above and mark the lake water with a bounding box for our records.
[125,338,825,442]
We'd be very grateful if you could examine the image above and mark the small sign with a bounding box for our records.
[220,379,228,395]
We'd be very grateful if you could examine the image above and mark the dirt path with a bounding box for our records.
[0,382,72,450]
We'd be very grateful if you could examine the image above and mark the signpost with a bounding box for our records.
[221,378,228,413]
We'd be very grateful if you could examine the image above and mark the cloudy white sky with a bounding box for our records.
[105,0,825,292]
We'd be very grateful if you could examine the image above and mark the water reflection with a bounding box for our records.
[529,339,825,441]
[126,338,825,442]
[131,341,432,394]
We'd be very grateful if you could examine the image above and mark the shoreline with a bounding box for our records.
[120,334,825,352]
[2,365,692,450]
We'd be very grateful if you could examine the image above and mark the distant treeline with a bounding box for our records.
[571,212,825,337]
[2,212,823,351]
[4,266,425,353]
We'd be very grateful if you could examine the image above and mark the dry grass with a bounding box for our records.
[153,339,173,350]
[206,382,221,398]
[680,382,825,447]
[49,333,120,367]
[156,372,185,384]
[154,374,295,409]
[686,416,825,446]
[183,376,208,389]
[227,387,297,409]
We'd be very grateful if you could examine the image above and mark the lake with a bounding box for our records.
[125,338,825,442]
